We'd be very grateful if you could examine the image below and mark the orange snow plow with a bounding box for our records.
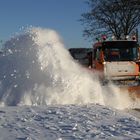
[69,37,140,99]
[92,38,140,99]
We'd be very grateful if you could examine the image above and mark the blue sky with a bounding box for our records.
[0,0,91,48]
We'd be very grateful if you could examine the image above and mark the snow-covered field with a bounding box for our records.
[0,27,140,139]
[0,105,140,140]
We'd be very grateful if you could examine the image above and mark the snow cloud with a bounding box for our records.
[0,27,138,109]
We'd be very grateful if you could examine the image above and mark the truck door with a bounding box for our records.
[93,47,104,71]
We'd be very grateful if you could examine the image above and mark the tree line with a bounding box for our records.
[80,0,140,40]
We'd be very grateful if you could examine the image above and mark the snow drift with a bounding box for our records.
[0,27,137,109]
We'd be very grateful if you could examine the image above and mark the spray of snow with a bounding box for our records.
[0,27,139,109]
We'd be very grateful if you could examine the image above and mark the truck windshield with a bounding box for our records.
[103,41,138,61]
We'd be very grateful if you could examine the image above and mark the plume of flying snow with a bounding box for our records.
[0,27,138,109]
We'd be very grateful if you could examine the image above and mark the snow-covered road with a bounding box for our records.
[0,104,140,140]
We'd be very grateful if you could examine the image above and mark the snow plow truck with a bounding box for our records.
[69,36,140,99]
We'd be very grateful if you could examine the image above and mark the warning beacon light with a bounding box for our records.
[102,35,107,41]
[132,35,136,41]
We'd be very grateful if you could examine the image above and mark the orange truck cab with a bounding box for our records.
[92,40,140,86]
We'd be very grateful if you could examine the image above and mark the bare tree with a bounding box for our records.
[80,0,140,40]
